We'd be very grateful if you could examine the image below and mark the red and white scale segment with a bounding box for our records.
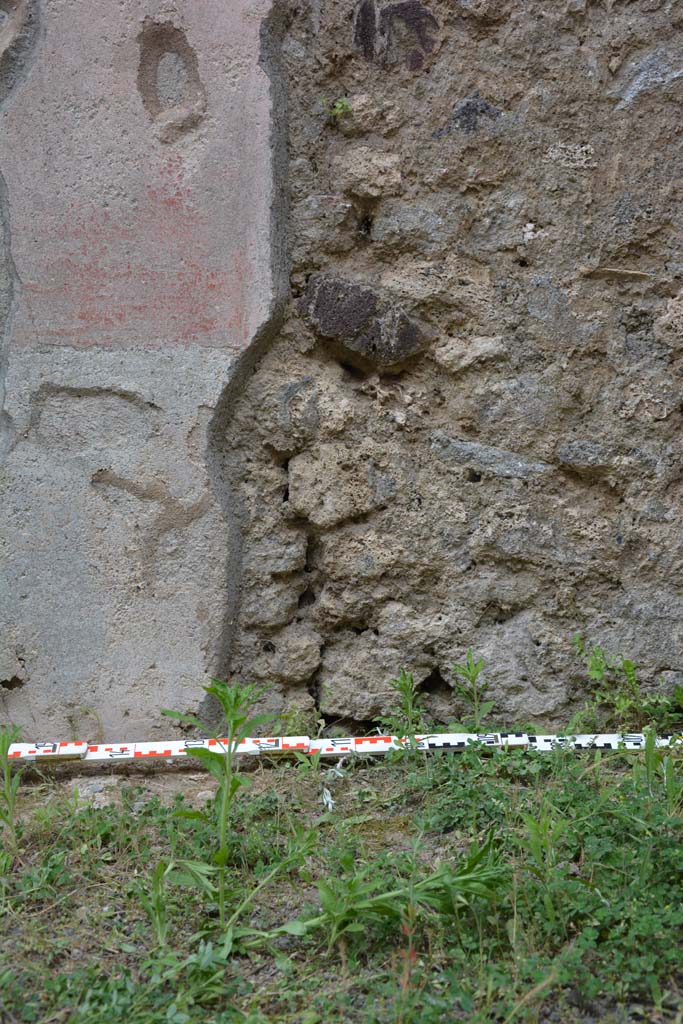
[7,732,682,764]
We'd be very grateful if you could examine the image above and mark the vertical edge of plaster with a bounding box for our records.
[0,168,17,458]
[204,1,290,701]
[0,0,43,459]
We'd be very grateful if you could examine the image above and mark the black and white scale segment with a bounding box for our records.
[8,732,682,764]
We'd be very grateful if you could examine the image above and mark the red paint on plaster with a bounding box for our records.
[17,171,250,351]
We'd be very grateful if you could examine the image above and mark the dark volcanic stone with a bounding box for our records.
[302,274,428,371]
[305,276,378,339]
[379,1,439,59]
[355,0,439,70]
[353,0,377,61]
[434,93,501,137]
[556,440,615,477]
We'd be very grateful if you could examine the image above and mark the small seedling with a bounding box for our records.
[156,679,318,953]
[392,667,427,734]
[294,749,346,811]
[321,95,352,121]
[162,679,273,929]
[452,650,493,731]
[136,858,214,948]
[517,801,568,928]
[293,748,323,778]
[570,636,683,731]
[278,834,505,954]
[0,724,23,855]
[377,669,429,754]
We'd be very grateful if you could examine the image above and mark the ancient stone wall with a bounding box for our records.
[2,0,682,737]
[220,0,683,732]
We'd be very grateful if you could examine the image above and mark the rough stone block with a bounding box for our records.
[431,431,553,480]
[302,273,428,372]
[287,443,397,529]
[431,335,506,374]
[329,146,403,200]
[370,196,469,254]
[556,441,616,478]
[251,623,322,684]
[654,292,683,348]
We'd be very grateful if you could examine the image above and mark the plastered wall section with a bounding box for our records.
[0,0,277,739]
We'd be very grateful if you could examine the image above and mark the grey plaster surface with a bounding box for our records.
[0,0,280,738]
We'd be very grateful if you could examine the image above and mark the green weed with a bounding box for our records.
[0,723,23,855]
[162,678,273,929]
[281,835,506,953]
[377,667,428,742]
[2,745,683,1022]
[2,654,683,1023]
[451,649,494,730]
[570,636,683,731]
[322,95,352,121]
[135,858,215,948]
[154,679,319,957]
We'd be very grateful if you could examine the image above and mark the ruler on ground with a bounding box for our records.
[7,732,682,764]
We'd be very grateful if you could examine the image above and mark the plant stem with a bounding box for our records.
[217,720,236,928]
[226,854,297,931]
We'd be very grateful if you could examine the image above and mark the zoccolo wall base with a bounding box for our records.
[7,732,682,765]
